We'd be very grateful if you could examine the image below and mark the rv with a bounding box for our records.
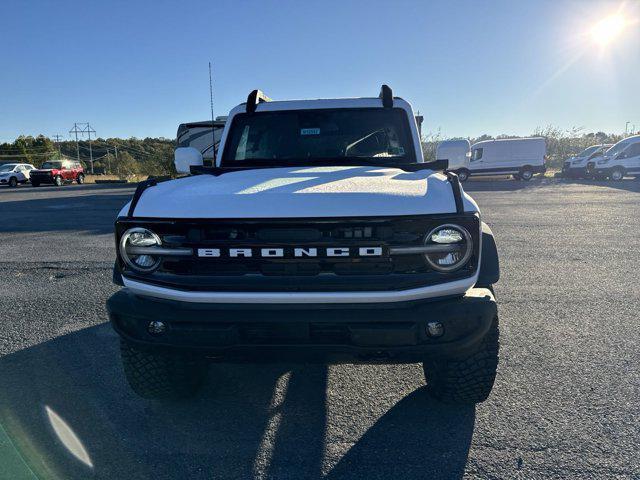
[436,139,471,181]
[468,138,546,181]
[176,117,227,166]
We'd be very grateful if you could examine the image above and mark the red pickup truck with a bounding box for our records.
[30,160,85,187]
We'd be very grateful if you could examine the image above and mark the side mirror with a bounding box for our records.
[174,147,203,174]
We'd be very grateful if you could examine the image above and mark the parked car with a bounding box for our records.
[30,159,85,187]
[107,86,501,405]
[436,139,471,181]
[468,138,546,180]
[590,135,640,180]
[0,163,36,187]
[562,144,612,178]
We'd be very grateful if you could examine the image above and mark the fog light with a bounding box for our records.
[148,320,166,335]
[426,321,444,337]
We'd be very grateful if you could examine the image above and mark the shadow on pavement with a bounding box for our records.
[556,177,640,193]
[325,389,474,480]
[0,324,475,479]
[0,193,133,234]
[0,183,135,194]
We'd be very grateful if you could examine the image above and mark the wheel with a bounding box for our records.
[76,173,85,184]
[119,339,208,399]
[519,167,534,181]
[423,316,499,404]
[8,177,18,187]
[457,169,469,182]
[610,168,624,181]
[54,175,63,187]
[31,181,40,187]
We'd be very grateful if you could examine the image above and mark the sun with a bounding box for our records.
[590,13,628,47]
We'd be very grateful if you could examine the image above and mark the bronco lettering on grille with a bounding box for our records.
[196,247,383,258]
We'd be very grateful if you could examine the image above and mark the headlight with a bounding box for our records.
[424,224,473,272]
[119,227,162,272]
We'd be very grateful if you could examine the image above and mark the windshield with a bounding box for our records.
[40,161,63,169]
[604,140,636,157]
[221,108,415,165]
[0,164,17,172]
[577,146,600,158]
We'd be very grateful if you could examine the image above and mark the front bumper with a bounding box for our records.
[562,165,588,177]
[107,287,497,363]
[29,174,54,184]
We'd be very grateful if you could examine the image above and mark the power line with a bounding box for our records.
[69,123,83,163]
[69,123,97,173]
[52,134,63,154]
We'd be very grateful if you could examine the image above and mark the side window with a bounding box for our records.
[621,143,640,158]
[235,126,250,160]
[471,148,483,161]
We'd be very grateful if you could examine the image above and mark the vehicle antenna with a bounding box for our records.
[209,62,216,164]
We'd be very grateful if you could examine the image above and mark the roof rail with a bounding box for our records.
[379,84,393,108]
[246,89,272,114]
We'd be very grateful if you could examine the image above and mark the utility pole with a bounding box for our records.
[82,123,96,174]
[69,123,83,163]
[52,134,63,156]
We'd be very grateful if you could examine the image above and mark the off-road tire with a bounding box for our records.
[54,175,63,187]
[76,173,85,184]
[8,177,18,187]
[519,167,534,181]
[457,169,470,182]
[120,339,208,399]
[423,316,499,404]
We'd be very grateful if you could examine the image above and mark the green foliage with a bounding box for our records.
[0,135,56,166]
[0,135,177,175]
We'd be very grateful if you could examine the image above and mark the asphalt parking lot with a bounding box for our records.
[1,179,639,479]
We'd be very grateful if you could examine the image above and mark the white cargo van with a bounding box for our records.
[591,135,640,180]
[468,138,547,181]
[436,139,471,181]
[562,144,611,178]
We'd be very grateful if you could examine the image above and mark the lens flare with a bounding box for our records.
[590,14,627,46]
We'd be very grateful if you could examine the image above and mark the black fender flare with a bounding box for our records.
[477,222,499,287]
[113,261,124,286]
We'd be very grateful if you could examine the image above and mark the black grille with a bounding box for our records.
[116,214,480,292]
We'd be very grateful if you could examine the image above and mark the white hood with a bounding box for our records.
[122,166,478,219]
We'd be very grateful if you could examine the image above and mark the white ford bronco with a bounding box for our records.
[107,86,500,404]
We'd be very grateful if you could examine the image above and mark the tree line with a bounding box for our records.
[0,135,176,177]
[0,127,630,176]
[421,126,625,168]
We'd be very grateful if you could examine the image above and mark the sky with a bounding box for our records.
[0,0,638,142]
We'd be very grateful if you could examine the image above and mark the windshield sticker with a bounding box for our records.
[301,128,320,135]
